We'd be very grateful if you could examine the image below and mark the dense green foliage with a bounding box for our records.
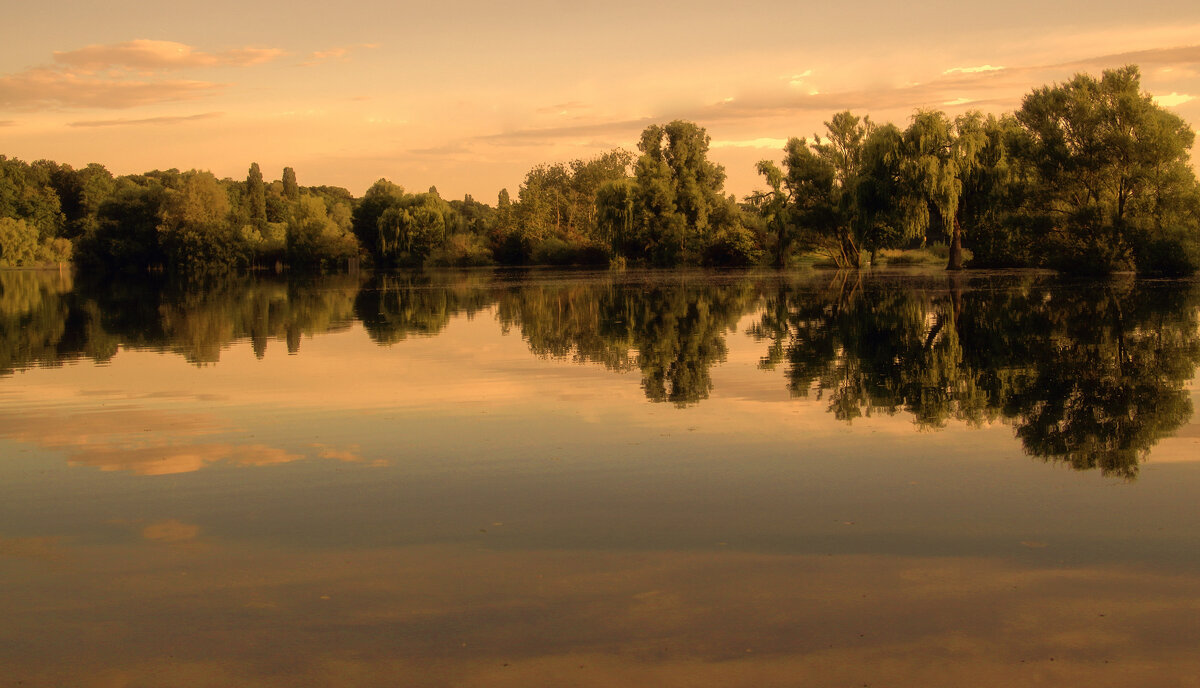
[1,66,1196,275]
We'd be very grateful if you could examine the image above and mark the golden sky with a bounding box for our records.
[2,0,1199,200]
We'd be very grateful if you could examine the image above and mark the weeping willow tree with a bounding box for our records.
[856,123,928,259]
[902,110,987,270]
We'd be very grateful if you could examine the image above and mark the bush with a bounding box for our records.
[1046,243,1122,276]
[0,217,38,266]
[529,237,609,266]
[425,233,494,267]
[702,225,763,266]
[35,237,73,264]
[1135,238,1198,277]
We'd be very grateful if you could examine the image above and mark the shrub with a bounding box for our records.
[425,233,494,267]
[1135,238,1198,277]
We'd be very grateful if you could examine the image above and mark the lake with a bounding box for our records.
[3,267,1200,687]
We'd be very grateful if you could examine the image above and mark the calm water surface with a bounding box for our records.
[3,268,1200,687]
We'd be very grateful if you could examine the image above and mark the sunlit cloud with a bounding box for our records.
[786,69,814,87]
[478,117,655,146]
[0,67,219,110]
[300,43,379,67]
[710,138,790,149]
[535,101,591,116]
[0,120,14,127]
[68,112,224,128]
[1154,92,1196,107]
[1056,43,1200,71]
[53,40,284,71]
[944,65,1004,74]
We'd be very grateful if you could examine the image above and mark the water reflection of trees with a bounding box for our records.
[5,268,1199,475]
[749,273,1200,477]
[0,271,362,371]
[354,272,495,345]
[497,276,758,406]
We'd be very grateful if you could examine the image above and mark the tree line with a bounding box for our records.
[2,65,1197,276]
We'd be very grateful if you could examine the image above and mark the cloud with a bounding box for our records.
[53,40,284,71]
[1153,92,1196,107]
[67,112,224,127]
[311,442,387,466]
[0,120,14,127]
[478,117,656,146]
[0,404,312,475]
[0,67,219,110]
[1057,44,1200,71]
[786,69,814,87]
[710,138,790,149]
[944,65,1004,75]
[535,101,591,116]
[301,43,379,67]
[0,40,286,110]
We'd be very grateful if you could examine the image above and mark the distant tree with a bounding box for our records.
[596,178,637,258]
[903,110,985,270]
[0,155,65,241]
[637,121,728,261]
[1015,65,1200,274]
[76,174,169,271]
[158,171,245,275]
[748,159,795,267]
[281,166,299,200]
[286,194,357,268]
[0,217,38,266]
[351,179,406,262]
[246,162,267,227]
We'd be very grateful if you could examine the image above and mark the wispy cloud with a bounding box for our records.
[68,112,224,127]
[0,40,285,110]
[535,101,591,116]
[478,117,655,146]
[53,39,284,71]
[785,69,815,88]
[300,43,379,67]
[0,68,219,110]
[1056,44,1200,71]
[0,120,14,127]
[944,65,1004,75]
[710,138,790,149]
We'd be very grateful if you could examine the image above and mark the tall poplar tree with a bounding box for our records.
[246,162,267,227]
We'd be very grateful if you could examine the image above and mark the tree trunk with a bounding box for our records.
[947,217,964,271]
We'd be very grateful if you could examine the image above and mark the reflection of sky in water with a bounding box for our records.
[3,280,1200,685]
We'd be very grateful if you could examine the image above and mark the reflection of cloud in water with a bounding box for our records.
[0,535,63,562]
[310,442,387,467]
[142,519,202,543]
[0,398,372,475]
[5,545,1200,686]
